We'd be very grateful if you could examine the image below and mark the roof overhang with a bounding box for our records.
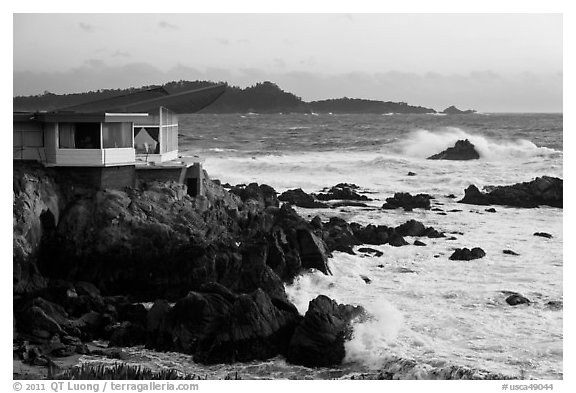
[26,112,150,123]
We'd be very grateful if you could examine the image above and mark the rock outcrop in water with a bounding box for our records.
[315,183,372,202]
[427,139,480,160]
[449,247,486,261]
[382,192,433,211]
[459,176,562,208]
[285,295,365,367]
[441,106,476,115]
[278,188,328,208]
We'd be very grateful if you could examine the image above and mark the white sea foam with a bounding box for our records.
[399,128,559,160]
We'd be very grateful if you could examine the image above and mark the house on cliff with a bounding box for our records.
[13,84,226,195]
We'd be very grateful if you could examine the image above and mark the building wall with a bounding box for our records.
[102,148,136,166]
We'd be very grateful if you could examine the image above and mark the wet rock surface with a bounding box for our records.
[459,177,562,208]
[428,139,480,160]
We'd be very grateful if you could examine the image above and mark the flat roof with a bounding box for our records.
[15,111,151,123]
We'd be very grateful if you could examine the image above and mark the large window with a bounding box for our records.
[59,123,101,149]
[13,122,43,147]
[102,122,132,148]
[134,127,160,154]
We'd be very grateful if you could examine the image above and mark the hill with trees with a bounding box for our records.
[13,80,437,114]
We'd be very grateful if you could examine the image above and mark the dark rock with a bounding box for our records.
[286,295,364,367]
[413,240,427,246]
[75,281,101,298]
[485,208,497,213]
[396,267,417,274]
[534,232,553,239]
[446,194,457,199]
[229,183,279,208]
[505,294,530,306]
[352,224,392,245]
[428,139,480,160]
[382,192,433,211]
[459,177,562,208]
[148,284,301,364]
[503,249,520,256]
[238,241,289,301]
[357,247,383,257]
[442,106,476,115]
[322,217,361,253]
[117,303,148,325]
[388,235,409,247]
[109,321,146,347]
[545,300,563,311]
[315,184,372,202]
[446,236,458,240]
[278,188,328,208]
[360,275,372,284]
[449,247,486,261]
[297,229,332,275]
[310,216,323,230]
[407,172,417,176]
[395,219,426,237]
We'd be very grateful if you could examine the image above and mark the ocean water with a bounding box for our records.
[87,113,563,379]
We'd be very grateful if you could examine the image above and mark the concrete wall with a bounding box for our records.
[54,165,135,189]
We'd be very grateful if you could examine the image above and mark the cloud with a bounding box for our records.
[111,50,130,58]
[158,21,178,30]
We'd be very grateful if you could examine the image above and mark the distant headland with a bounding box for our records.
[13,80,475,115]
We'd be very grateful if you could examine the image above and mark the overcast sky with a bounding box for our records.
[13,13,563,112]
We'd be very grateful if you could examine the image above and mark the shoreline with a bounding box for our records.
[12,160,562,380]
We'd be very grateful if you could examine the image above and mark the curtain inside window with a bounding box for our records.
[59,123,76,148]
[102,122,132,148]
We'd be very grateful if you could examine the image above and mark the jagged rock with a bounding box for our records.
[449,247,486,261]
[357,247,383,257]
[286,295,364,367]
[322,217,361,254]
[534,232,553,239]
[360,275,372,284]
[442,106,476,115]
[310,216,323,229]
[485,208,497,213]
[147,283,301,364]
[229,183,279,208]
[503,249,519,256]
[382,192,433,211]
[407,172,417,176]
[315,184,372,202]
[388,235,409,247]
[428,139,480,160]
[413,240,427,246]
[297,229,332,274]
[459,177,562,208]
[278,188,328,208]
[505,293,530,306]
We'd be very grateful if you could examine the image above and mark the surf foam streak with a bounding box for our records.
[399,127,560,160]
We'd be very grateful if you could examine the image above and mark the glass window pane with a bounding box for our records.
[59,123,75,148]
[134,127,159,154]
[103,122,132,148]
[75,123,101,149]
